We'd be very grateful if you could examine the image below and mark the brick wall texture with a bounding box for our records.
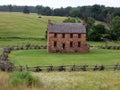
[47,32,89,53]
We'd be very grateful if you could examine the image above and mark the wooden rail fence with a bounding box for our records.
[14,64,120,72]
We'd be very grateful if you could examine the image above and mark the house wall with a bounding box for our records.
[47,32,89,53]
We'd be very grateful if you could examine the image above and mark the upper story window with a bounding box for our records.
[78,34,81,38]
[54,33,57,38]
[62,33,65,38]
[70,34,73,38]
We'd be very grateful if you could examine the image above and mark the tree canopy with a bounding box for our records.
[111,16,120,40]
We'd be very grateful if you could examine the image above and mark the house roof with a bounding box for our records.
[48,23,86,33]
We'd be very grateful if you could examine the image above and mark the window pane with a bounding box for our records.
[54,41,57,47]
[70,34,73,38]
[78,42,81,47]
[54,33,57,38]
[62,34,65,38]
[70,42,73,47]
[78,34,81,38]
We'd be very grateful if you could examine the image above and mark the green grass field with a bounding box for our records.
[0,12,120,47]
[34,71,120,90]
[0,12,120,90]
[9,49,120,66]
[88,41,120,46]
[0,50,3,54]
[0,71,120,90]
[0,12,66,47]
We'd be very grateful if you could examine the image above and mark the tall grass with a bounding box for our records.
[34,71,120,90]
[8,71,42,87]
[0,71,120,90]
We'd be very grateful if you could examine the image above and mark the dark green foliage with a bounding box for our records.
[8,4,13,12]
[23,6,30,14]
[86,17,95,40]
[0,4,120,22]
[89,24,107,41]
[63,17,81,23]
[36,5,52,15]
[111,16,120,40]
[8,72,41,87]
[69,8,80,17]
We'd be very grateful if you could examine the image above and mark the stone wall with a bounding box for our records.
[48,32,89,53]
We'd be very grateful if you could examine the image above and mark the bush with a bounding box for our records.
[8,71,42,87]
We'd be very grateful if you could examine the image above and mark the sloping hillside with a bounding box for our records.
[0,12,66,47]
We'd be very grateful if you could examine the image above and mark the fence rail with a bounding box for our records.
[14,64,120,72]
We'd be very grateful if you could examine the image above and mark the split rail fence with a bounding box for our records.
[14,64,120,72]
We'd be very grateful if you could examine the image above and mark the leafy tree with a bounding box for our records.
[106,13,113,28]
[89,24,107,41]
[86,17,95,40]
[111,16,120,40]
[53,7,66,16]
[23,6,30,14]
[69,8,80,17]
[63,17,81,23]
[8,4,13,12]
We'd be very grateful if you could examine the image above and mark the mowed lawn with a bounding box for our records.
[0,50,3,54]
[0,12,66,47]
[88,41,120,46]
[9,49,120,66]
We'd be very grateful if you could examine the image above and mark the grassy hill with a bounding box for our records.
[0,12,66,47]
[0,12,120,47]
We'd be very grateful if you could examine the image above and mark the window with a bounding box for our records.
[70,42,73,47]
[78,42,81,47]
[62,43,65,49]
[70,34,73,38]
[54,33,57,38]
[54,41,57,47]
[78,34,81,38]
[62,33,65,38]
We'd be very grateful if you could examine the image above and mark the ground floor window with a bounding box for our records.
[54,41,57,47]
[78,42,81,47]
[70,42,73,47]
[62,43,65,49]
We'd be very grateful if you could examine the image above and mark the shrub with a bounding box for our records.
[25,43,31,47]
[8,71,42,87]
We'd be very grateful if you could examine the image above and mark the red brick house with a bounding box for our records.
[47,20,89,53]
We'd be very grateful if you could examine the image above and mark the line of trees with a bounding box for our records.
[0,4,120,21]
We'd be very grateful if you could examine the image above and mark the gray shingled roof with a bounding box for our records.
[48,23,86,33]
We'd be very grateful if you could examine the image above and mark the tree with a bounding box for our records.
[111,16,120,40]
[23,6,30,14]
[8,4,13,12]
[89,24,107,41]
[86,17,95,40]
[69,8,80,17]
[63,17,81,23]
